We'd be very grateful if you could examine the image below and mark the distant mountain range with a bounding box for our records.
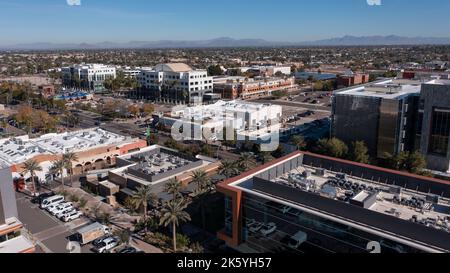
[2,35,450,50]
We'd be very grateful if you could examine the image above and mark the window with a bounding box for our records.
[429,108,450,156]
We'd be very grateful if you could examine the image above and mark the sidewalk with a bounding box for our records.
[130,236,163,253]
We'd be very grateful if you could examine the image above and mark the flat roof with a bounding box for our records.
[336,79,421,99]
[0,128,131,165]
[224,152,450,252]
[425,79,450,86]
[113,145,216,187]
[0,236,34,253]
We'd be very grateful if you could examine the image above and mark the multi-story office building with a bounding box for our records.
[217,151,450,253]
[332,78,450,173]
[213,76,296,100]
[61,64,116,92]
[332,79,421,158]
[0,163,35,253]
[137,63,213,104]
[418,80,450,172]
[166,100,282,144]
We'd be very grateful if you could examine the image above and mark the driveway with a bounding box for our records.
[16,192,93,253]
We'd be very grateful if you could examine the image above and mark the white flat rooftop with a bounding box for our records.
[0,128,130,165]
[0,236,34,253]
[337,83,421,99]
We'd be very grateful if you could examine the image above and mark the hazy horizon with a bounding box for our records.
[1,0,450,45]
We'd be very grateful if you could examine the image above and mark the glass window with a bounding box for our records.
[429,108,450,156]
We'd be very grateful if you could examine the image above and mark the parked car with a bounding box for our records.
[93,237,118,253]
[51,202,73,216]
[277,205,292,214]
[119,247,138,253]
[248,222,264,233]
[288,231,308,249]
[40,195,65,209]
[245,218,257,227]
[260,222,277,236]
[31,192,55,204]
[55,208,76,219]
[61,210,83,222]
[92,235,112,248]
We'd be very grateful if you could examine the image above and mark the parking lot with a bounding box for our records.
[16,192,94,253]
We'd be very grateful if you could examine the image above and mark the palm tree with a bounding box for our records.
[218,161,239,179]
[98,212,113,227]
[159,199,191,252]
[114,228,132,247]
[238,152,254,171]
[63,152,79,186]
[22,159,42,196]
[131,185,157,223]
[190,171,212,230]
[49,159,65,189]
[259,152,272,164]
[164,178,183,201]
[190,170,210,194]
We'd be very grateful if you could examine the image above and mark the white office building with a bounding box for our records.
[137,63,213,104]
[61,64,116,92]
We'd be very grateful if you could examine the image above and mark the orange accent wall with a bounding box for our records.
[216,152,302,246]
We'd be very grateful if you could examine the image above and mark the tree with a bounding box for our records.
[15,105,34,136]
[207,65,223,76]
[63,152,79,185]
[238,153,254,171]
[49,159,65,190]
[159,199,191,252]
[114,228,132,247]
[315,138,349,159]
[271,146,285,158]
[349,141,370,164]
[22,159,42,196]
[164,178,183,201]
[200,144,214,157]
[218,161,239,179]
[190,170,212,230]
[191,170,210,194]
[141,103,155,116]
[291,136,306,151]
[98,212,113,227]
[404,151,426,174]
[384,151,426,174]
[131,185,157,223]
[259,151,273,164]
[128,104,140,118]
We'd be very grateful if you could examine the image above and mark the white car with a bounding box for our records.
[93,237,118,253]
[260,222,277,236]
[40,195,64,209]
[50,202,73,215]
[53,204,75,217]
[62,210,83,222]
[55,208,76,219]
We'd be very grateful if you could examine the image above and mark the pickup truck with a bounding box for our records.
[76,222,111,245]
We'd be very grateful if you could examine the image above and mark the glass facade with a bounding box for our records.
[377,99,401,158]
[332,96,381,156]
[239,193,424,253]
[429,108,450,156]
[224,196,233,237]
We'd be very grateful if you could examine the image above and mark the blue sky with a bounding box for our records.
[1,0,450,45]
